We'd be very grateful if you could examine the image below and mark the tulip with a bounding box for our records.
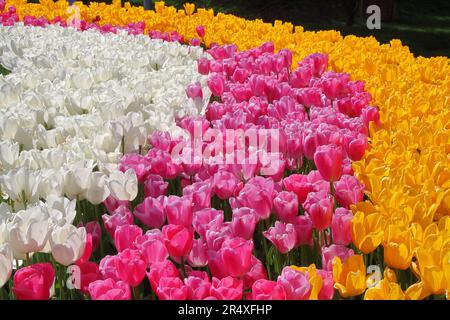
[364,278,405,300]
[351,211,384,254]
[185,276,211,300]
[103,196,129,214]
[102,205,133,238]
[186,82,203,100]
[277,267,312,300]
[84,172,110,205]
[242,256,268,289]
[7,206,50,259]
[219,237,253,277]
[115,249,146,287]
[322,244,354,271]
[134,235,168,266]
[162,224,194,258]
[251,279,287,300]
[144,174,168,198]
[0,167,40,207]
[187,239,208,267]
[85,221,101,253]
[195,25,205,38]
[13,263,55,300]
[207,73,225,97]
[114,224,143,252]
[210,276,243,300]
[197,58,210,75]
[76,261,100,295]
[332,255,366,298]
[331,208,353,245]
[88,278,131,300]
[313,144,343,182]
[346,137,368,161]
[99,255,121,282]
[263,222,298,254]
[230,207,258,240]
[273,191,298,223]
[293,215,313,246]
[303,190,334,231]
[317,269,335,300]
[157,277,189,300]
[49,225,86,266]
[231,177,274,220]
[107,169,138,201]
[192,208,224,239]
[213,170,241,200]
[282,174,313,204]
[383,224,415,270]
[183,181,212,212]
[165,195,193,227]
[333,175,364,209]
[0,244,13,288]
[76,233,92,264]
[134,196,166,229]
[147,260,180,293]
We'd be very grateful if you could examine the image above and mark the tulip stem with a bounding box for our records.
[25,253,30,266]
[133,286,140,300]
[180,257,186,279]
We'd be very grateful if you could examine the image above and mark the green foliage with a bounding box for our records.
[0,65,11,76]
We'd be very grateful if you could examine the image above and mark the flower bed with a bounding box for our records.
[0,0,449,300]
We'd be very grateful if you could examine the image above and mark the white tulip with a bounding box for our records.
[0,243,13,288]
[0,167,40,207]
[45,195,77,227]
[83,172,110,205]
[107,169,138,201]
[50,225,86,266]
[7,206,50,259]
[0,140,19,171]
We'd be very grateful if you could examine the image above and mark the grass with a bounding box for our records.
[127,0,449,57]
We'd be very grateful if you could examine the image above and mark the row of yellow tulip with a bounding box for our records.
[5,0,450,299]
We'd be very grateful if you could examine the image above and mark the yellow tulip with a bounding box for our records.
[383,224,415,270]
[364,278,405,300]
[351,211,384,254]
[332,255,367,298]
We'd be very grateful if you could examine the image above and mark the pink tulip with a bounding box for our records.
[317,269,335,300]
[293,215,313,246]
[102,205,133,238]
[99,255,121,281]
[219,237,253,277]
[277,266,311,300]
[0,1,5,12]
[313,144,343,182]
[165,195,193,227]
[207,250,228,279]
[186,82,203,100]
[362,106,381,126]
[251,279,287,300]
[346,137,367,161]
[210,277,243,300]
[192,208,224,239]
[333,174,364,208]
[331,208,354,246]
[13,263,55,300]
[157,277,189,300]
[187,239,208,267]
[213,170,241,200]
[263,222,298,254]
[283,174,313,204]
[183,181,212,212]
[114,224,143,252]
[103,196,129,214]
[77,233,92,264]
[162,224,194,258]
[148,131,172,152]
[144,174,168,198]
[88,279,131,300]
[231,177,274,220]
[134,196,166,228]
[147,260,180,293]
[295,87,322,107]
[207,73,225,97]
[205,224,232,251]
[195,25,205,38]
[134,236,168,266]
[300,53,328,77]
[115,249,146,287]
[289,66,312,88]
[190,38,201,46]
[76,261,100,295]
[230,207,258,240]
[185,276,211,300]
[242,256,267,289]
[85,221,101,252]
[120,154,151,182]
[303,190,334,231]
[321,244,354,271]
[197,58,210,75]
[273,191,298,223]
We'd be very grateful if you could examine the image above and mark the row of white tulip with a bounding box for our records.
[0,23,211,280]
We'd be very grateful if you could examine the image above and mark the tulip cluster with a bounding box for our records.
[0,0,448,300]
